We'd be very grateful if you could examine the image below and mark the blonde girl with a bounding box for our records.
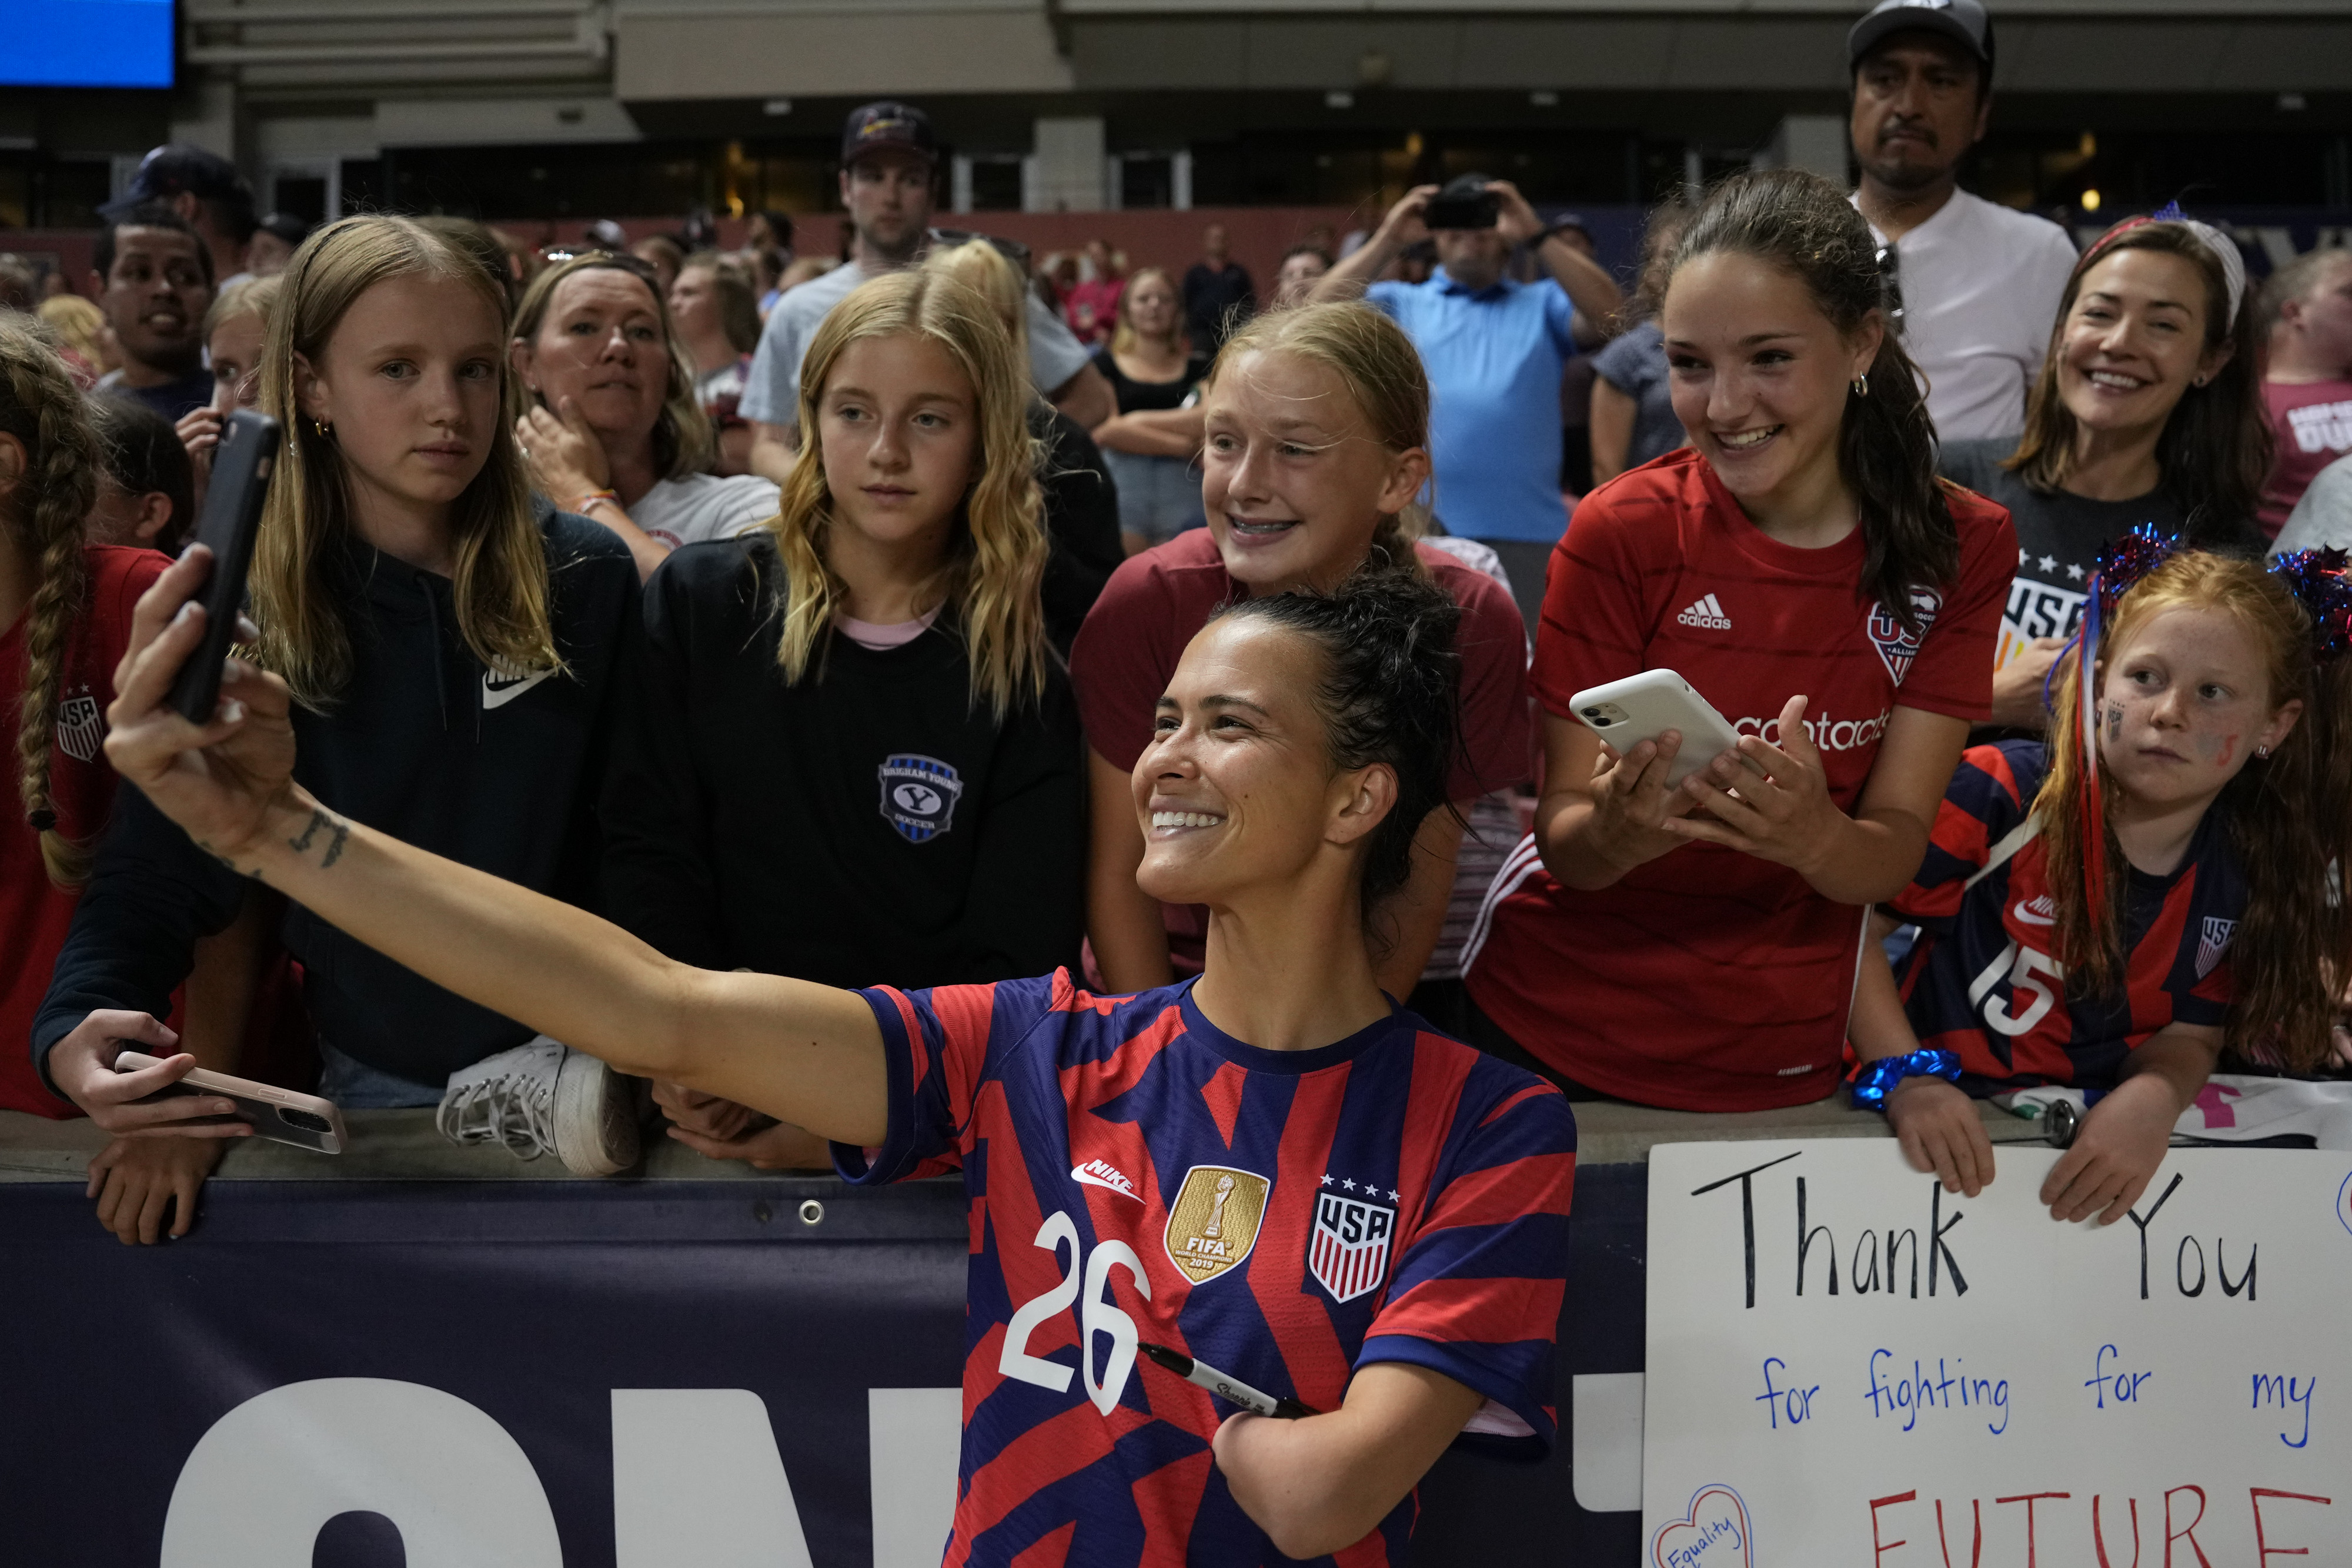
[1071,299,1534,1011]
[604,268,1084,1169]
[1854,544,2352,1224]
[39,215,646,1179]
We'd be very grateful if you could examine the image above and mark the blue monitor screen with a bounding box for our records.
[2,0,175,89]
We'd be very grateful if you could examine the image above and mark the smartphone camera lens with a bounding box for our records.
[1582,707,1609,722]
[278,1106,332,1134]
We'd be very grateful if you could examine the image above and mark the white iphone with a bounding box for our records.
[113,1050,349,1154]
[1568,669,1758,788]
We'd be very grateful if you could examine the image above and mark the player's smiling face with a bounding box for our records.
[1662,250,1879,517]
[2096,605,2300,815]
[1134,616,1392,908]
[2054,248,2229,444]
[1198,349,1427,595]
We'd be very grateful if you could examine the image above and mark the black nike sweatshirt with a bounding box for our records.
[34,510,640,1089]
[599,533,1084,988]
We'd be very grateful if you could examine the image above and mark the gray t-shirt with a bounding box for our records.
[1590,320,1684,472]
[2271,453,2352,556]
[740,259,1094,427]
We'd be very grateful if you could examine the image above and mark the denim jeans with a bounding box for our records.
[316,1041,445,1109]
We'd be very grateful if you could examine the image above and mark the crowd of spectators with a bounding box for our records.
[4,0,2352,1553]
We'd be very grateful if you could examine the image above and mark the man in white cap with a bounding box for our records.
[1848,0,2078,439]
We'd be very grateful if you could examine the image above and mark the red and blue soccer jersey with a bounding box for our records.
[837,969,1577,1567]
[1889,741,2243,1092]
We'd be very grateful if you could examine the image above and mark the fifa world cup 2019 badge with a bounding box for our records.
[878,754,965,844]
[1163,1165,1269,1285]
[1867,585,1944,687]
[54,692,103,764]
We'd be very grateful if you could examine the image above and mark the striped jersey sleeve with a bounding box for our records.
[836,974,1059,1185]
[1890,742,2038,928]
[1357,1061,1577,1455]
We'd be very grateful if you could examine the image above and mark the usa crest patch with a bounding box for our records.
[1308,1189,1396,1303]
[1867,586,1945,688]
[54,693,103,764]
[2196,917,2237,979]
[877,754,964,843]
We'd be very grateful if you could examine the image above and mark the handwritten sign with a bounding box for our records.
[1643,1141,2348,1566]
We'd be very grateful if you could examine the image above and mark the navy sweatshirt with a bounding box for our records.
[34,510,640,1088]
[599,533,1084,989]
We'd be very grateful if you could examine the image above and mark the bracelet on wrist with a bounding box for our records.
[573,489,619,514]
[1850,1048,1962,1113]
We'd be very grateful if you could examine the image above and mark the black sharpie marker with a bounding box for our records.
[1139,1342,1319,1420]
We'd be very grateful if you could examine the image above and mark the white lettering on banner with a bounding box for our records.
[612,1389,814,1568]
[160,1378,564,1568]
[1999,574,2090,666]
[1644,1143,2344,1564]
[1730,707,1890,754]
[869,1389,962,1568]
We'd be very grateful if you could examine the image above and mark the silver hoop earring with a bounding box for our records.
[2257,744,2271,758]
[1851,375,1869,397]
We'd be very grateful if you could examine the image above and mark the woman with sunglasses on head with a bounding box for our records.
[1464,169,2016,1113]
[511,251,780,583]
[1939,208,2271,729]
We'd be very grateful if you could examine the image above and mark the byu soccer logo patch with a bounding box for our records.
[1309,1190,1396,1303]
[877,754,964,844]
[1867,585,1945,687]
[54,693,103,764]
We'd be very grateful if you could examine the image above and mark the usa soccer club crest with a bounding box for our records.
[1867,585,1945,688]
[54,693,103,764]
[877,754,964,844]
[2197,917,2237,979]
[1309,1188,1396,1304]
[1162,1165,1269,1285]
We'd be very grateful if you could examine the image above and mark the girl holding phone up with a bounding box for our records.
[1463,170,2016,1112]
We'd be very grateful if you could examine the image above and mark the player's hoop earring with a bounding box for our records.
[1851,375,1869,397]
[312,419,333,440]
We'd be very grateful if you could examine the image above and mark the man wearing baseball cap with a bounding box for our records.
[102,143,259,291]
[740,101,1113,480]
[1847,0,2077,439]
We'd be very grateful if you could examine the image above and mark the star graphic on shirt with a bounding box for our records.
[1341,1178,1357,1191]
[1318,1173,1332,1186]
[1387,1189,1401,1203]
[2018,546,2029,565]
[2039,555,2058,571]
[2067,562,2086,580]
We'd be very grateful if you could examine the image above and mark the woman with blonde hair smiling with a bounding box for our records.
[602,268,1085,1168]
[35,215,646,1178]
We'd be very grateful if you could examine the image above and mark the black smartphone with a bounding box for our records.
[167,409,279,724]
[1425,188,1499,231]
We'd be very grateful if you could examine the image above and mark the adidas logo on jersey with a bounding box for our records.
[1071,1158,1140,1201]
[1676,593,1732,631]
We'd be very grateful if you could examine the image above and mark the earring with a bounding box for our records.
[312,419,333,440]
[2257,744,2271,758]
[2193,375,2210,387]
[1851,375,1869,397]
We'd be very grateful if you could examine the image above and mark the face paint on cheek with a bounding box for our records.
[2105,703,2123,742]
[2202,733,2237,768]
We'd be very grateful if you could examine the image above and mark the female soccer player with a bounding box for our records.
[106,554,1574,1566]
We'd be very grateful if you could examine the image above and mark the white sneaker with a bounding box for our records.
[436,1036,640,1177]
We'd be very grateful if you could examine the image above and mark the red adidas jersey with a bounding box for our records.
[2,546,169,1115]
[840,970,1577,1566]
[1464,450,2013,1111]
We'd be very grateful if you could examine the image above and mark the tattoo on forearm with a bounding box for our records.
[287,808,351,868]
[193,840,266,884]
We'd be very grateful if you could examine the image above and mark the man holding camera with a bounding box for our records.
[1315,176,1622,628]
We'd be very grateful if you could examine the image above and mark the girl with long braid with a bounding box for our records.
[1852,541,2352,1223]
[0,319,251,1245]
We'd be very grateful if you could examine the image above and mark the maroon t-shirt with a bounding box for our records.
[1071,529,1535,968]
[2260,379,2352,537]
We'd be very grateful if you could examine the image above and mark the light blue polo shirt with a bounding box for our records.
[1365,268,1578,544]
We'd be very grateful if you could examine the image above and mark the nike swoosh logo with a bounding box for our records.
[2012,898,2055,927]
[481,668,555,711]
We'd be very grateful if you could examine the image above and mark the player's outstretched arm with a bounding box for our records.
[1211,1362,1485,1560]
[103,549,888,1146]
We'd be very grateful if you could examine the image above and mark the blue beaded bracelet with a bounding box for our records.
[1850,1048,1962,1112]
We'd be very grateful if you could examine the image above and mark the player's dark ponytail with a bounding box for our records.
[1215,566,1464,938]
